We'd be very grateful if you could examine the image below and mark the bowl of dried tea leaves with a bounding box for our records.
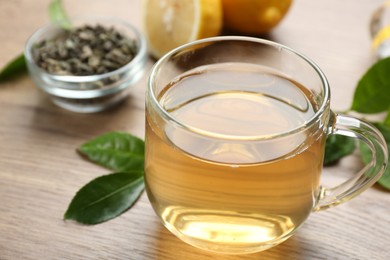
[25,16,147,113]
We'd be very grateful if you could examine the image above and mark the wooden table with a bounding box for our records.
[1,0,389,259]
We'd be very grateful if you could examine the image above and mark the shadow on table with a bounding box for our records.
[30,94,145,138]
[150,225,315,260]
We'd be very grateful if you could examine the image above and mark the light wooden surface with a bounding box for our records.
[1,0,389,259]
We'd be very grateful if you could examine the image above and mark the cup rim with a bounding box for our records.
[24,15,148,95]
[148,36,330,141]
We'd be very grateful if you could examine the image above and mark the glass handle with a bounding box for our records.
[314,112,388,211]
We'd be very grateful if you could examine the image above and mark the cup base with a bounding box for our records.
[159,206,298,255]
[176,233,292,255]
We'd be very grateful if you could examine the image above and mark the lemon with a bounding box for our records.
[221,0,292,35]
[143,0,223,58]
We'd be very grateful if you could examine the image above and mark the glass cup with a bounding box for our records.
[145,36,388,254]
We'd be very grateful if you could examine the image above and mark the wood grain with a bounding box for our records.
[0,0,389,259]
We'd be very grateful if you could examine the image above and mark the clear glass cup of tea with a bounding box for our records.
[145,36,388,254]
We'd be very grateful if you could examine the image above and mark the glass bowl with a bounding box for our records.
[24,16,147,113]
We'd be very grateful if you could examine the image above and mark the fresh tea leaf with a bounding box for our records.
[360,122,390,190]
[378,164,390,190]
[1,0,71,83]
[351,57,390,113]
[384,107,390,127]
[324,135,356,166]
[49,0,72,30]
[78,132,145,172]
[359,141,371,165]
[0,54,26,82]
[64,171,144,224]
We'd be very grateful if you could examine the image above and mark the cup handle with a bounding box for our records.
[314,112,388,211]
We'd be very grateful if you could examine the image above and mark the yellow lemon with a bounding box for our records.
[143,0,223,58]
[221,0,293,35]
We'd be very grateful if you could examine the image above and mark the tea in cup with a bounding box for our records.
[145,36,387,254]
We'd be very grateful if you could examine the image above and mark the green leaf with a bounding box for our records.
[64,171,144,224]
[384,107,390,127]
[78,132,145,172]
[49,0,72,30]
[351,57,390,113]
[359,141,371,165]
[1,0,71,83]
[324,134,356,166]
[378,166,390,190]
[360,122,390,190]
[0,54,26,82]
